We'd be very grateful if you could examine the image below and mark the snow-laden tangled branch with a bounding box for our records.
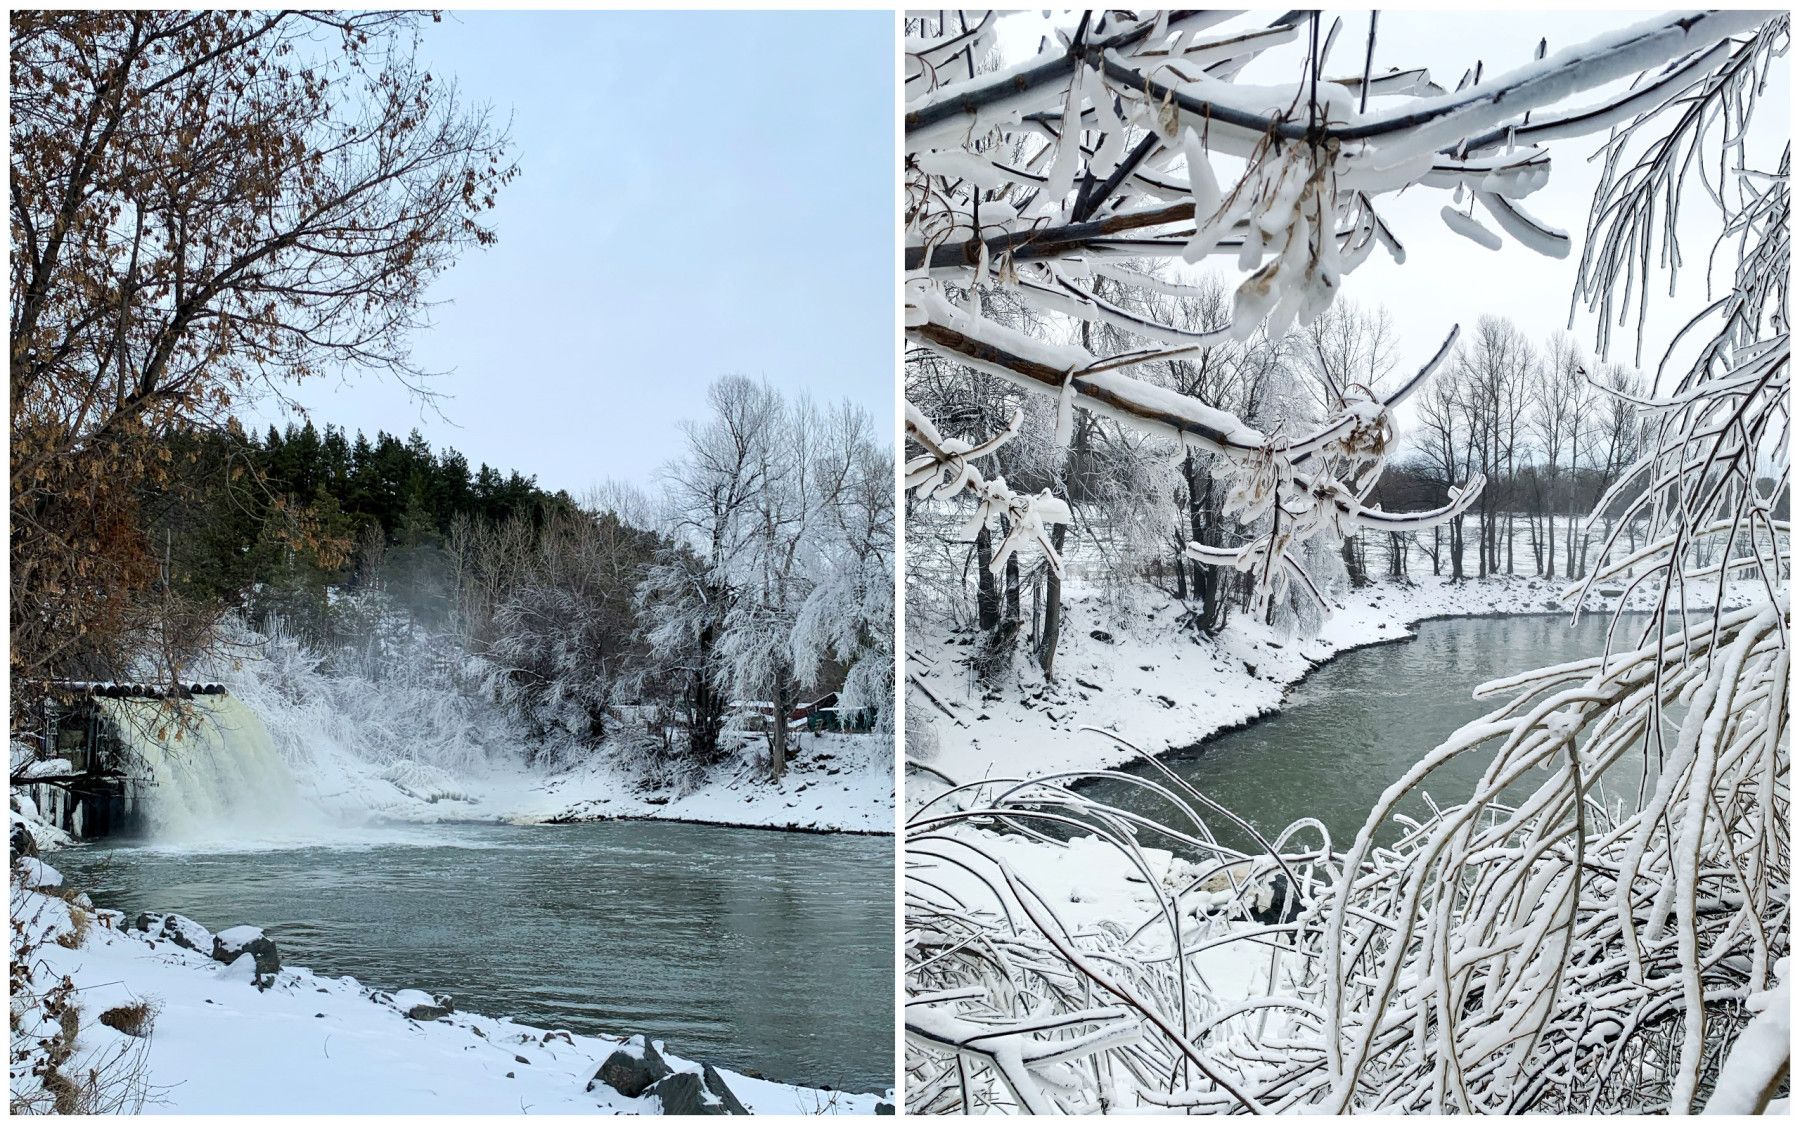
[909,596,1786,1112]
[906,401,1072,574]
[904,9,1765,608]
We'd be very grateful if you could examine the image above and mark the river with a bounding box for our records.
[55,819,894,1094]
[1078,614,1666,853]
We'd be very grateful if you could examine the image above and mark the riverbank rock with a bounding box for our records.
[1190,864,1306,927]
[1247,873,1304,927]
[700,1065,749,1114]
[589,1035,672,1097]
[11,820,39,858]
[648,1065,748,1115]
[218,952,261,985]
[391,988,455,1021]
[134,911,213,953]
[212,925,280,980]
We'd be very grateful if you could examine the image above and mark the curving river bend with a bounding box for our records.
[56,819,894,1095]
[1080,614,1667,853]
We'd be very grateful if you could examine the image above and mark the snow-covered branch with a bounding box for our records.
[906,10,1789,1114]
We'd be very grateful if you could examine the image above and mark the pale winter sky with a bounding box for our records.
[990,10,1789,441]
[248,10,893,497]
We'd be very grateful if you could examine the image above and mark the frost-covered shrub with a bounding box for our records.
[11,877,152,1114]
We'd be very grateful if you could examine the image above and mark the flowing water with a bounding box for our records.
[98,694,323,844]
[57,820,894,1093]
[1078,614,1669,853]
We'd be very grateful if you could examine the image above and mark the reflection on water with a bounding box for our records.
[1081,615,1671,853]
[57,819,894,1094]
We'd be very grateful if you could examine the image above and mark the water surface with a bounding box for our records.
[1080,615,1668,852]
[57,819,894,1094]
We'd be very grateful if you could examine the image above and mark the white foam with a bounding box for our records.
[101,695,331,847]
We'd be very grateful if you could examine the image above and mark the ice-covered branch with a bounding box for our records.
[906,9,1789,1115]
[906,401,1071,575]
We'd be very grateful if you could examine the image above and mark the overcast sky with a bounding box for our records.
[991,10,1789,437]
[246,10,893,498]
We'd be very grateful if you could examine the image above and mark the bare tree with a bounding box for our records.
[10,11,513,716]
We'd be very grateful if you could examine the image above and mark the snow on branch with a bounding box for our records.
[906,10,1790,1115]
[904,9,1782,615]
[906,402,1070,575]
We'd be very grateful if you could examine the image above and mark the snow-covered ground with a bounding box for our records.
[10,867,885,1115]
[908,572,1761,784]
[494,731,893,834]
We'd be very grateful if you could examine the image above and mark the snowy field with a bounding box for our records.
[909,572,1763,784]
[11,866,886,1114]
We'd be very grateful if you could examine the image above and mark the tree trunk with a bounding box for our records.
[1038,524,1068,679]
[1029,574,1041,649]
[769,663,790,781]
[1004,545,1021,625]
[690,620,725,761]
[1342,532,1369,587]
[1544,481,1557,578]
[975,524,999,630]
[1185,450,1205,596]
[1173,531,1188,599]
[1475,512,1487,579]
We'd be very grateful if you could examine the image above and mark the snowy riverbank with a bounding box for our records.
[905,571,1781,1113]
[908,572,1762,785]
[491,731,893,834]
[10,861,889,1115]
[265,729,895,837]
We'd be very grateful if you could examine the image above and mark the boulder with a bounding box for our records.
[391,989,455,1021]
[1247,873,1304,927]
[700,1066,749,1115]
[211,925,280,979]
[647,1066,748,1115]
[135,912,213,953]
[876,1102,895,1114]
[218,952,259,985]
[589,1034,673,1098]
[10,821,39,858]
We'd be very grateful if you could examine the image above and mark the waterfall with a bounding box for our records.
[99,694,324,846]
